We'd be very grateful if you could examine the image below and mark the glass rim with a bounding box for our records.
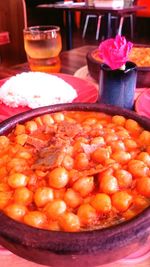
[23,25,60,33]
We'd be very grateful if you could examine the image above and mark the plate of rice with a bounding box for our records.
[0,72,97,121]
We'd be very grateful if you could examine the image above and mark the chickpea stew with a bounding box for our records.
[0,110,150,232]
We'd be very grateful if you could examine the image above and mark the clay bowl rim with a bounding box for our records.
[0,102,149,256]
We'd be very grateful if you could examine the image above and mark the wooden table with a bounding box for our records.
[37,3,145,50]
[1,44,150,88]
[0,45,150,267]
[1,44,150,87]
[0,45,95,79]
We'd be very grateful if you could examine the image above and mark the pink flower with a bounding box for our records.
[98,35,133,70]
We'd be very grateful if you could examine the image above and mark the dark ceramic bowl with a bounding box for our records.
[0,103,150,267]
[86,46,150,88]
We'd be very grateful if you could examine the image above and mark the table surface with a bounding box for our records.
[0,45,96,79]
[0,45,150,267]
[1,44,150,79]
[37,3,145,15]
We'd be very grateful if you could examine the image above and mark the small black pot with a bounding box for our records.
[98,62,137,110]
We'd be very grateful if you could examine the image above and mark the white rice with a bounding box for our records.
[0,72,77,108]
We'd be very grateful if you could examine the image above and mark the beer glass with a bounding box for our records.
[23,25,62,73]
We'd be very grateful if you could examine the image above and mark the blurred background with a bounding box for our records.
[0,0,150,66]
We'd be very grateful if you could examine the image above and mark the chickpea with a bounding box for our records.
[14,124,25,135]
[46,221,60,231]
[111,140,126,152]
[116,129,130,140]
[64,188,83,208]
[48,167,69,189]
[62,155,74,170]
[99,174,118,195]
[14,187,33,205]
[77,203,97,226]
[122,209,137,220]
[8,173,29,188]
[115,169,133,189]
[124,139,138,151]
[25,121,38,133]
[7,158,28,172]
[16,150,32,160]
[34,187,54,207]
[112,191,132,212]
[139,130,150,146]
[112,115,126,126]
[15,134,28,145]
[83,118,97,125]
[92,147,110,163]
[73,140,84,155]
[53,112,64,122]
[24,211,47,229]
[128,159,149,178]
[34,116,43,127]
[74,152,89,170]
[125,119,142,136]
[136,177,150,197]
[73,176,94,197]
[111,151,131,164]
[91,136,105,146]
[44,200,66,220]
[41,114,54,126]
[137,152,150,167]
[133,195,150,210]
[104,133,118,144]
[4,203,27,221]
[0,136,10,148]
[91,193,112,213]
[59,212,80,232]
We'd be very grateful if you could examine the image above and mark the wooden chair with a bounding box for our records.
[111,13,134,39]
[0,0,27,66]
[82,14,103,40]
[82,12,134,41]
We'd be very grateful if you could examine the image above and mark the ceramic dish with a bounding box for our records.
[86,45,150,88]
[135,88,150,118]
[0,103,149,267]
[0,74,98,121]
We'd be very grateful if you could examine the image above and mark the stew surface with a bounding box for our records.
[0,111,150,232]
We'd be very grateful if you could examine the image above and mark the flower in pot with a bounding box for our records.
[97,35,137,109]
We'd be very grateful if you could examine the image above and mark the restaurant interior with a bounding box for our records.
[25,0,150,48]
[0,0,150,65]
[0,1,150,267]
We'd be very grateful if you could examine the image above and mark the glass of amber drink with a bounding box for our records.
[23,25,62,73]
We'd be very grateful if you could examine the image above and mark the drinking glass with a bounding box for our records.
[23,25,62,73]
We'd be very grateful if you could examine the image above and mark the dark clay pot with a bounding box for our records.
[0,103,149,267]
